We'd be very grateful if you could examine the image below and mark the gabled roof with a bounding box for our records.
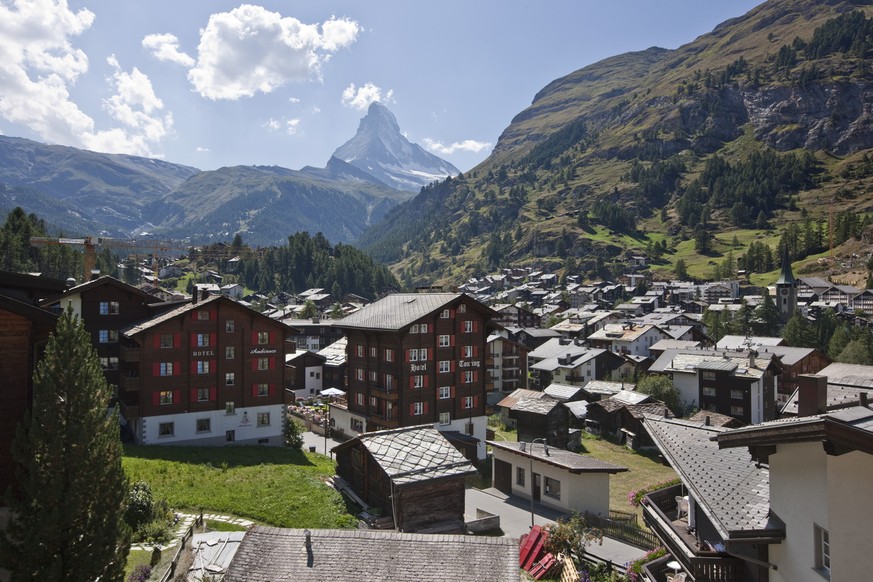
[488,441,627,474]
[642,416,782,541]
[331,425,476,486]
[583,380,634,396]
[316,337,347,367]
[817,362,873,387]
[715,335,784,350]
[780,383,872,416]
[39,274,157,306]
[512,395,562,415]
[226,526,519,582]
[334,293,496,331]
[543,383,587,401]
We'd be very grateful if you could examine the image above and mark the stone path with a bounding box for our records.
[129,512,254,552]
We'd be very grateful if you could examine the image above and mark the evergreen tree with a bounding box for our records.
[674,259,688,281]
[782,310,816,348]
[0,306,130,581]
[753,293,781,337]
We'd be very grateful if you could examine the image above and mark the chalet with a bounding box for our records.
[507,327,562,350]
[587,322,668,358]
[495,388,544,428]
[528,337,622,389]
[317,337,348,398]
[280,317,344,352]
[220,283,244,300]
[851,288,873,314]
[119,293,296,445]
[510,395,569,449]
[489,441,626,516]
[485,332,529,404]
[225,527,519,582]
[334,293,498,460]
[285,350,326,402]
[332,425,477,533]
[640,416,783,582]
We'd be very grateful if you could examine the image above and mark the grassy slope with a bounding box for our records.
[122,445,357,529]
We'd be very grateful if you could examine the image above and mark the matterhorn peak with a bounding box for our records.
[332,102,460,192]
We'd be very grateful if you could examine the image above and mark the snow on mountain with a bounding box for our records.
[332,102,460,192]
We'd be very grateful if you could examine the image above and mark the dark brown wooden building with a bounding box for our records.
[333,293,498,460]
[332,425,477,533]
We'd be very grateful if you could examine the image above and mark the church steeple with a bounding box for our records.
[775,249,797,320]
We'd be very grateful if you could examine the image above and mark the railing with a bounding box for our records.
[371,410,399,428]
[119,375,141,391]
[582,512,658,551]
[370,385,400,401]
[158,512,204,582]
[121,346,141,362]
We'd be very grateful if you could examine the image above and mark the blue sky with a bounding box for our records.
[0,0,762,173]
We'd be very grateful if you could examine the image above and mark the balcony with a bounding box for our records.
[371,385,400,402]
[642,484,742,582]
[119,375,141,391]
[369,410,399,429]
[121,346,141,362]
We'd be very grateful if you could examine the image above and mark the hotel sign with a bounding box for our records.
[250,347,278,355]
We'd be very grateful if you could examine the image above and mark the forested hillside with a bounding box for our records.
[358,0,873,289]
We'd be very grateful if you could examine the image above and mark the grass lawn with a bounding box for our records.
[123,549,153,580]
[122,445,357,529]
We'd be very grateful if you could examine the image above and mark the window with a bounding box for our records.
[159,390,173,405]
[160,333,173,348]
[464,345,473,358]
[439,412,451,425]
[464,320,473,333]
[409,349,418,362]
[98,329,118,343]
[370,396,377,407]
[441,309,450,318]
[226,320,235,332]
[225,372,235,386]
[197,361,210,374]
[410,324,419,334]
[464,396,473,409]
[516,467,525,487]
[730,389,744,400]
[158,422,174,437]
[257,357,269,371]
[196,388,210,402]
[419,323,429,333]
[257,412,270,427]
[439,335,450,347]
[458,304,466,313]
[418,348,428,361]
[351,418,364,432]
[196,418,210,433]
[385,375,394,389]
[814,525,831,574]
[369,370,377,382]
[196,333,210,347]
[197,310,210,321]
[544,477,561,500]
[413,375,424,389]
[730,405,745,416]
[226,430,235,442]
[356,368,364,381]
[159,362,174,376]
[225,401,235,415]
[413,402,424,415]
[257,331,270,345]
[385,349,393,362]
[99,301,119,315]
[702,386,717,397]
[356,345,363,357]
[99,356,119,370]
[257,383,269,397]
[356,393,364,406]
[439,360,450,373]
[370,346,377,358]
[464,370,474,384]
[226,346,235,359]
[439,386,450,399]
[702,370,716,381]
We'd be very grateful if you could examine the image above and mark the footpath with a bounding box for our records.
[129,512,254,552]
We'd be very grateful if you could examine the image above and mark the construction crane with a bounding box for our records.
[30,236,191,283]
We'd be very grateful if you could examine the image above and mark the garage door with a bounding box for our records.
[493,458,512,495]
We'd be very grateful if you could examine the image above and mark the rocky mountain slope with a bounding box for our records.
[358,0,873,288]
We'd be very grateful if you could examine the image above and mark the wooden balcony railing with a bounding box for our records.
[119,375,141,391]
[371,385,400,402]
[121,346,141,362]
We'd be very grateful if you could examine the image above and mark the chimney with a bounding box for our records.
[749,350,757,369]
[704,415,711,426]
[797,374,828,417]
[860,391,869,408]
[304,528,312,550]
[192,286,199,304]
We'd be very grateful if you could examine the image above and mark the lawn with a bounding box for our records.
[122,445,357,529]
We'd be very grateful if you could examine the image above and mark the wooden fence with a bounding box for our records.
[583,512,659,551]
[158,512,204,582]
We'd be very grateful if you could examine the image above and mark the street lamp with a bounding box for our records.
[526,437,550,529]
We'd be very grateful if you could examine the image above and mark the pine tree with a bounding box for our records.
[0,306,130,581]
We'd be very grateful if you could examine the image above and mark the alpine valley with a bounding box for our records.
[3,0,873,289]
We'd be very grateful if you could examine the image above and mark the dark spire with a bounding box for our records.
[775,248,796,286]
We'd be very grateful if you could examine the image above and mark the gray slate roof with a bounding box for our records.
[225,527,520,582]
[334,293,463,331]
[543,383,587,401]
[334,425,476,486]
[642,416,778,539]
[488,441,627,473]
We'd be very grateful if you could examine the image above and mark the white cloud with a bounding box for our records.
[196,146,211,153]
[81,55,173,156]
[288,97,300,103]
[188,6,359,100]
[264,118,282,131]
[286,118,301,134]
[142,33,194,67]
[422,138,492,155]
[341,82,393,111]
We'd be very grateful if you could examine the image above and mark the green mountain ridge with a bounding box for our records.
[358,0,873,289]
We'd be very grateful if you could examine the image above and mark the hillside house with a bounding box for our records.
[332,425,477,533]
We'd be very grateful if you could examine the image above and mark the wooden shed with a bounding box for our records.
[332,424,478,533]
[510,395,569,449]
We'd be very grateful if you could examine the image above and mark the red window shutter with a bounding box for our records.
[210,333,217,347]
[473,396,479,409]
[191,332,197,346]
[405,349,410,362]
[152,363,160,377]
[251,385,258,398]
[175,362,181,375]
[451,386,456,398]
[251,358,258,371]
[210,360,216,372]
[251,332,258,344]
[423,402,429,415]
[409,377,415,390]
[427,348,432,360]
[473,320,478,333]
[269,357,275,370]
[153,335,160,349]
[211,310,216,320]
[173,390,181,404]
[190,388,197,403]
[473,371,479,383]
[473,345,479,358]
[450,336,455,347]
[174,333,181,348]
[152,392,160,406]
[450,361,455,372]
[191,311,198,321]
[269,384,275,396]
[270,331,275,343]
[210,387,217,401]
[450,309,455,318]
[190,361,197,374]
[423,376,429,388]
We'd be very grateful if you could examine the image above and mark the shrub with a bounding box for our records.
[285,416,304,450]
[627,547,667,581]
[627,478,682,508]
[126,564,152,582]
[125,481,155,531]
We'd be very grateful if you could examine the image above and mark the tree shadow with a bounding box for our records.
[123,444,317,468]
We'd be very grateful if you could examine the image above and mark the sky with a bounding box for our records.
[0,0,763,173]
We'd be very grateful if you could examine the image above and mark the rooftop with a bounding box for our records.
[488,441,627,474]
[334,293,473,331]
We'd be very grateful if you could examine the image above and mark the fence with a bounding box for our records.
[158,512,204,582]
[583,512,659,551]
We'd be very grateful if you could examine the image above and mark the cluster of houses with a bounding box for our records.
[2,249,873,581]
